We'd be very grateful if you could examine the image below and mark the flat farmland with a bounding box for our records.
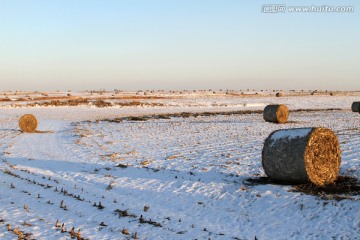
[0,92,359,239]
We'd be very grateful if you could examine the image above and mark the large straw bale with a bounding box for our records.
[262,127,341,186]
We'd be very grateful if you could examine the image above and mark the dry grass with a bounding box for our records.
[94,99,112,108]
[109,96,167,100]
[24,98,89,107]
[20,98,165,108]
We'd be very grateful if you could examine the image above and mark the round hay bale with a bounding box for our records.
[275,92,282,97]
[263,104,289,123]
[262,127,341,186]
[19,114,38,133]
[351,102,360,113]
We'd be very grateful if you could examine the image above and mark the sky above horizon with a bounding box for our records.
[0,0,359,91]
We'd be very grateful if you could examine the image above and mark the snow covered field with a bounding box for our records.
[0,93,360,239]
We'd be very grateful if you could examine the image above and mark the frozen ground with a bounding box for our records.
[0,94,359,239]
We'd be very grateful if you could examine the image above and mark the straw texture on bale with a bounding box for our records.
[351,102,360,113]
[19,114,38,133]
[262,127,341,186]
[263,104,289,123]
[275,92,282,97]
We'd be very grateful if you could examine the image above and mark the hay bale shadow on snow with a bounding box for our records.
[245,176,360,201]
[33,130,54,134]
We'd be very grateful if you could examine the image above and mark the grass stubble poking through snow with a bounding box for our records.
[0,95,360,239]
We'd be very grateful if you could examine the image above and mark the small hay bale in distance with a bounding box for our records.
[351,102,360,113]
[19,114,38,133]
[275,92,282,97]
[262,127,341,186]
[263,104,289,124]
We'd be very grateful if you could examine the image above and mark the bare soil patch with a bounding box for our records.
[245,176,360,201]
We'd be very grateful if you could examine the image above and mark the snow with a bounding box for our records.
[270,128,313,142]
[0,93,360,239]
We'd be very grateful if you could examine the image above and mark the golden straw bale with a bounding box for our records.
[262,127,341,186]
[19,114,38,133]
[263,104,289,123]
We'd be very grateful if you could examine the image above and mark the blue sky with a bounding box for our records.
[0,0,359,91]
